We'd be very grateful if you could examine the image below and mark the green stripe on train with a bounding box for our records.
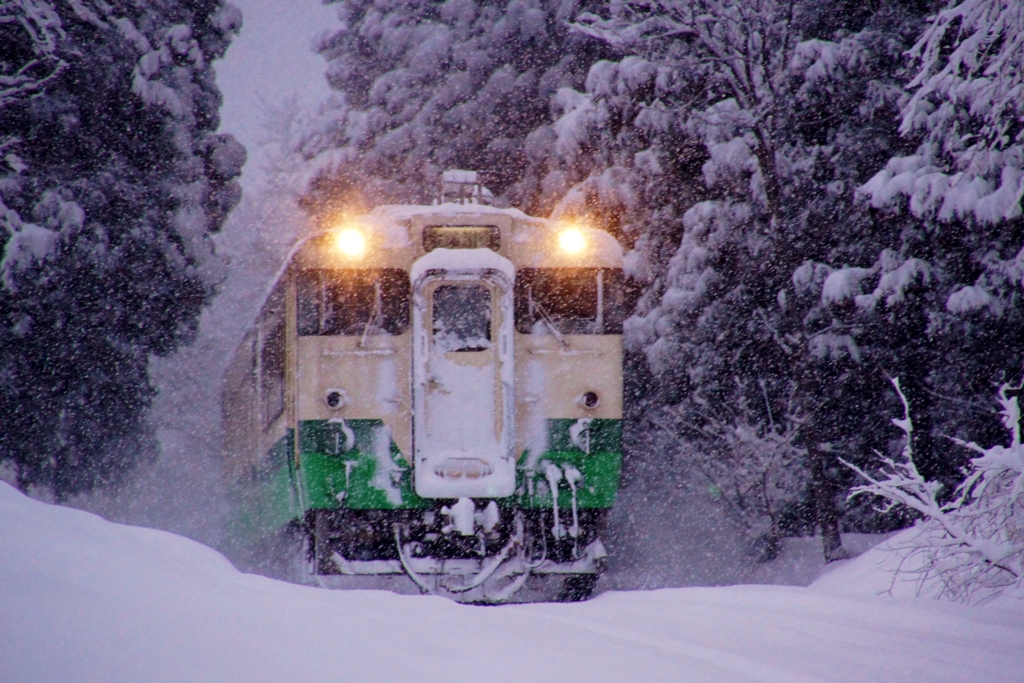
[229,418,623,530]
[298,419,430,510]
[522,419,622,509]
[295,418,621,511]
[225,430,298,547]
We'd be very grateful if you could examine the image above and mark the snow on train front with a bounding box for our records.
[222,175,624,602]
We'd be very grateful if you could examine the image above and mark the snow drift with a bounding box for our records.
[1,482,1022,683]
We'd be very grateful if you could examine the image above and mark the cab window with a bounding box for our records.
[514,268,624,335]
[258,282,286,430]
[432,284,492,352]
[298,269,410,336]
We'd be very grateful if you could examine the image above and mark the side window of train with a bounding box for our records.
[260,319,285,430]
[514,268,625,335]
[257,282,286,431]
[297,269,410,336]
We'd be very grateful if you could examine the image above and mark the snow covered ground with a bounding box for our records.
[2,483,1021,683]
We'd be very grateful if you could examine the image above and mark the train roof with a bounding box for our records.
[367,202,538,222]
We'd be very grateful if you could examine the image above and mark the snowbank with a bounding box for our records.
[2,483,1022,683]
[812,528,939,598]
[812,526,1024,609]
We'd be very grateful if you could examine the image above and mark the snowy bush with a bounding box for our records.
[650,382,808,560]
[844,377,1024,603]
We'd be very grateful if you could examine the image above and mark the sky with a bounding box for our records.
[215,0,336,192]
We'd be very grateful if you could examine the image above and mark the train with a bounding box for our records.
[221,171,624,602]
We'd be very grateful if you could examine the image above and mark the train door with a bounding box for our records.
[411,250,515,499]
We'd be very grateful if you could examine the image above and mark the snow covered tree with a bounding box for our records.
[845,377,1024,604]
[581,0,1024,563]
[296,0,614,214]
[576,0,933,559]
[541,52,706,294]
[853,0,1024,484]
[862,0,1024,227]
[531,54,704,236]
[0,1,244,499]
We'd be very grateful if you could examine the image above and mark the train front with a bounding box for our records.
[228,197,624,602]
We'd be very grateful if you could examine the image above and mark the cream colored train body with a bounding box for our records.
[222,200,624,602]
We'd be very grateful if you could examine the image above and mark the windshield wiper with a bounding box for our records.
[359,281,384,348]
[528,288,569,348]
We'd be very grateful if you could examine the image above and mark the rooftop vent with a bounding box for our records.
[439,169,493,205]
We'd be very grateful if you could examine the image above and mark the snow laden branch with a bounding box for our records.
[859,0,1024,225]
[842,377,1024,603]
[0,2,76,288]
[0,1,68,110]
[575,0,801,215]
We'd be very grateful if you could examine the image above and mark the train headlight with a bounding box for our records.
[335,228,366,258]
[558,227,586,254]
[577,391,600,409]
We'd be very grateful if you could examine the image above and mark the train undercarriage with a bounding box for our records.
[299,505,609,603]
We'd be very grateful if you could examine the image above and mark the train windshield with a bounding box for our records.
[432,284,491,352]
[514,268,625,335]
[298,269,409,336]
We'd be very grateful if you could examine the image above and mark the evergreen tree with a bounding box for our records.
[576,0,935,558]
[0,0,245,499]
[296,0,613,215]
[854,0,1024,482]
